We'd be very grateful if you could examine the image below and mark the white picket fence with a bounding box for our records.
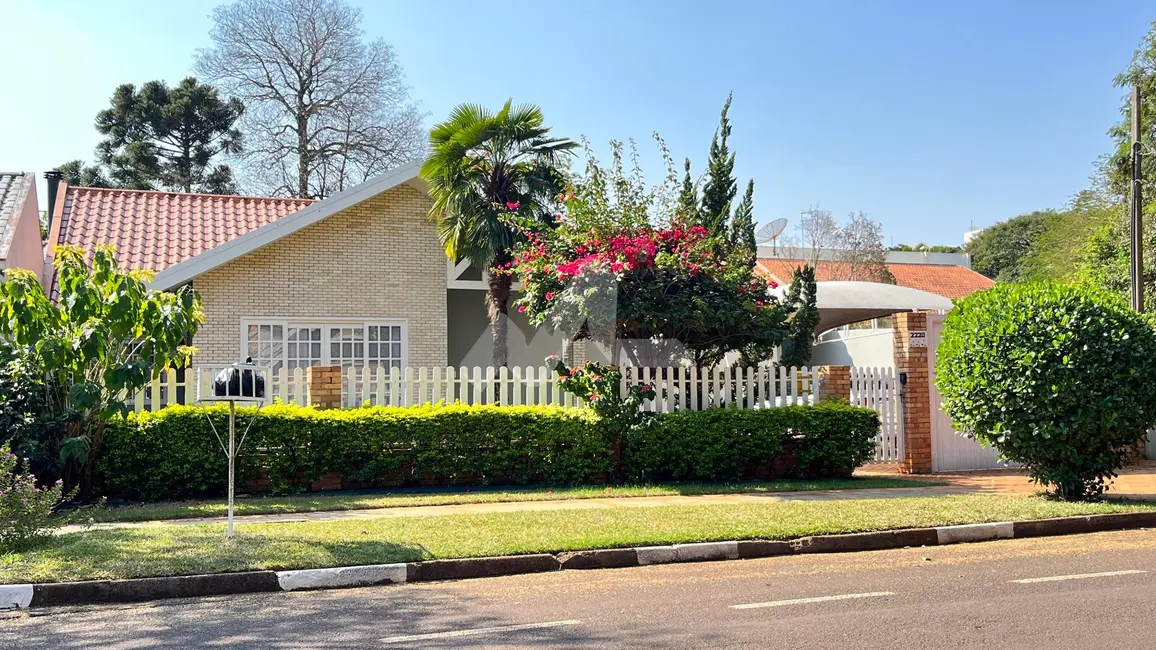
[129,365,818,411]
[338,364,818,410]
[850,366,904,462]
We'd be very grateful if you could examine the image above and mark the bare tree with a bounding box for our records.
[786,207,894,283]
[831,211,894,283]
[195,0,425,199]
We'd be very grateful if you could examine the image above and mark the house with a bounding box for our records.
[0,172,48,283]
[44,161,563,372]
[755,249,994,300]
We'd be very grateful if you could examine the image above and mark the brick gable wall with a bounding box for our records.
[190,184,448,367]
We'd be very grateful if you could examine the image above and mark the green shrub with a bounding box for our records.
[96,401,882,501]
[626,403,879,482]
[97,403,607,501]
[1,444,69,552]
[792,402,881,477]
[937,282,1156,499]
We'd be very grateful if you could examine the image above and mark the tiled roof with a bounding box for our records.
[0,172,31,259]
[53,185,314,274]
[756,258,995,300]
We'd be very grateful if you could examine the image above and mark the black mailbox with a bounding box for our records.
[212,359,266,399]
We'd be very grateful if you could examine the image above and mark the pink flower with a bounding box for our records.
[506,201,521,211]
[517,305,526,313]
[545,292,555,300]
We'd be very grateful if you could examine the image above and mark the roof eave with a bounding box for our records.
[150,160,425,290]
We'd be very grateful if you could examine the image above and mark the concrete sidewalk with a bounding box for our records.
[62,461,1156,533]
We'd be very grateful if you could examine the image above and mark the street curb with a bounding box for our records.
[10,511,1155,610]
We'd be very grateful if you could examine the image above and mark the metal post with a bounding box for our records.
[1132,85,1145,312]
[227,399,235,539]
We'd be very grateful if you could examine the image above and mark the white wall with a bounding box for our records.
[810,330,894,367]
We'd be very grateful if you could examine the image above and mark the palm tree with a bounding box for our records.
[422,100,576,367]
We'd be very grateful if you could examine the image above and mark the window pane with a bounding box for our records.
[260,325,271,337]
[287,329,298,342]
[391,359,402,369]
[331,342,340,358]
[368,327,378,341]
[330,328,340,340]
[392,326,401,339]
[354,342,364,358]
[272,325,283,339]
[312,342,322,357]
[342,342,352,357]
[368,343,378,358]
[287,342,297,357]
[392,343,402,358]
[247,343,259,358]
[247,325,259,340]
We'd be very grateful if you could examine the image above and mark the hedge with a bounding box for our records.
[96,402,881,501]
[626,403,880,482]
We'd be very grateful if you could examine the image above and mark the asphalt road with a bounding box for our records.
[5,529,1156,649]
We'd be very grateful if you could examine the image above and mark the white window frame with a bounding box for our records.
[240,317,409,371]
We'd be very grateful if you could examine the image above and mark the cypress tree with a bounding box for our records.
[676,158,699,227]
[699,93,738,236]
[730,179,757,264]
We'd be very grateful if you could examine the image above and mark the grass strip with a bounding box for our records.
[6,494,1151,584]
[81,477,936,523]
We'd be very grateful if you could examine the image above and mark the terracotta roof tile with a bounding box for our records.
[756,258,995,300]
[53,185,313,273]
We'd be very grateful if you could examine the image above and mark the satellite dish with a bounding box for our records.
[756,218,788,253]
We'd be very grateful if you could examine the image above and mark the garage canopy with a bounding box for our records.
[771,281,954,333]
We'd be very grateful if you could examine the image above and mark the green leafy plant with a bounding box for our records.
[0,444,71,552]
[0,246,202,496]
[937,282,1156,499]
[627,402,879,482]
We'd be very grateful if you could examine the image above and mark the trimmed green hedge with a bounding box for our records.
[96,402,881,501]
[626,403,880,482]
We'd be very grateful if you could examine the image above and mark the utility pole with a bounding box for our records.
[1131,85,1145,312]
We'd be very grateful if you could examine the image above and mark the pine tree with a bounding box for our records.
[730,179,757,264]
[699,93,738,236]
[675,158,699,226]
[94,77,244,194]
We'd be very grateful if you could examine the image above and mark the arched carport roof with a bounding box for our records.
[772,281,954,333]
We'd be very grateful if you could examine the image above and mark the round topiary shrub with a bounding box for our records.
[936,282,1156,499]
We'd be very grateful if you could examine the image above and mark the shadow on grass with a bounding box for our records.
[82,476,941,524]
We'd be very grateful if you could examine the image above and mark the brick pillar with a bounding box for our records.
[306,365,343,410]
[893,312,932,473]
[815,365,851,402]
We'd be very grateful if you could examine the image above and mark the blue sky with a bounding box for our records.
[0,0,1151,245]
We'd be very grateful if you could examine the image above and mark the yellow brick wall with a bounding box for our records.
[191,184,448,367]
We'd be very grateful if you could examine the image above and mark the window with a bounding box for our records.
[242,319,407,372]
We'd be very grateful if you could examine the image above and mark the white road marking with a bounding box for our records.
[1011,570,1148,584]
[730,591,895,610]
[381,620,581,643]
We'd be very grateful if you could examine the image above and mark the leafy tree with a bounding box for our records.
[94,77,244,194]
[0,340,66,482]
[1105,21,1156,202]
[57,160,110,188]
[888,243,962,253]
[964,211,1050,282]
[196,0,425,199]
[937,282,1156,500]
[699,94,738,236]
[422,100,576,367]
[0,247,202,496]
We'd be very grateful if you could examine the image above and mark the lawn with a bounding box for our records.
[82,477,936,523]
[6,495,1152,584]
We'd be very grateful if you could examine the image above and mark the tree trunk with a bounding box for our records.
[297,113,310,198]
[487,271,512,368]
